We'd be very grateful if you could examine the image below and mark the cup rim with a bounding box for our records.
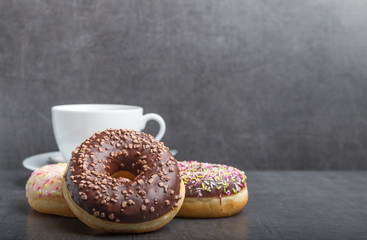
[52,104,142,113]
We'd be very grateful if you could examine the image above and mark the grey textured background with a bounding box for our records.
[1,0,367,170]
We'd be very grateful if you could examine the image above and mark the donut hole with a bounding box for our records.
[111,171,136,181]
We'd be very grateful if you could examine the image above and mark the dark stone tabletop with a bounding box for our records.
[1,170,366,240]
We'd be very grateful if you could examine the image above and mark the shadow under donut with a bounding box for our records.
[26,210,101,237]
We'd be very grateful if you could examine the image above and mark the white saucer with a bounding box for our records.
[22,151,65,171]
[23,149,178,171]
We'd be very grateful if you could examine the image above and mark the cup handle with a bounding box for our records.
[141,113,166,141]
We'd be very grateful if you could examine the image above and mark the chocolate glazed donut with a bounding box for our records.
[63,129,185,233]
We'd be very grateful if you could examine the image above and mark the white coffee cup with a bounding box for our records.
[51,104,166,161]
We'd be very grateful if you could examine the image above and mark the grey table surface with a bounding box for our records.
[1,170,366,240]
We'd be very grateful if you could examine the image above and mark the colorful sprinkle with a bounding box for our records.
[25,163,67,199]
[178,161,247,198]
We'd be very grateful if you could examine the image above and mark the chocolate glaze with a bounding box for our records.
[179,161,247,198]
[65,129,182,223]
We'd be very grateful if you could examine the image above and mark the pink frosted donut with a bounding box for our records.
[25,163,74,217]
[177,161,248,218]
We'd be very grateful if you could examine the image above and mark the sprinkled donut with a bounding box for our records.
[63,129,185,233]
[177,161,248,218]
[25,163,74,217]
